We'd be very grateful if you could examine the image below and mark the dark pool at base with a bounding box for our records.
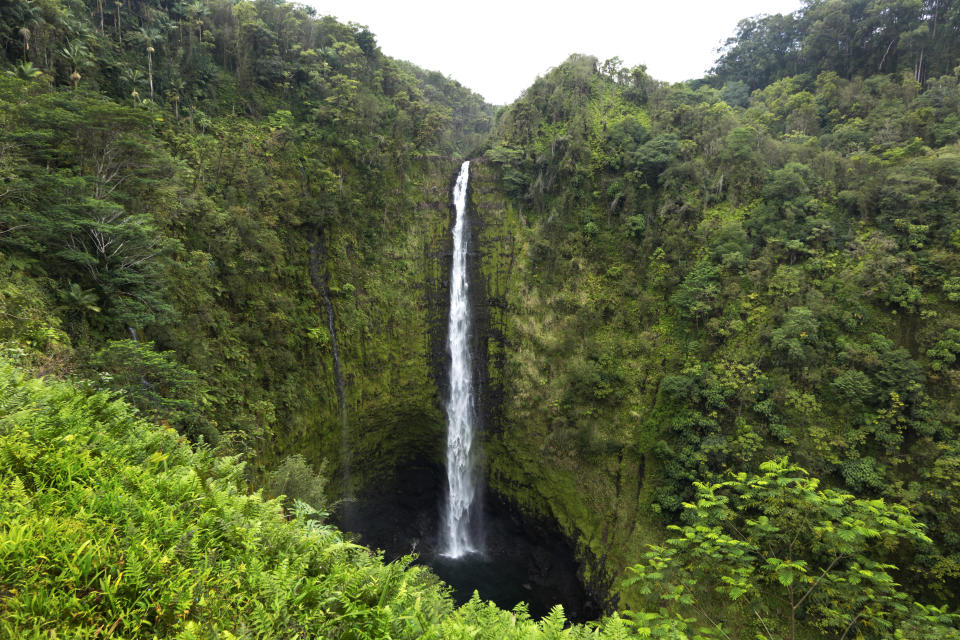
[333,466,602,622]
[428,552,575,619]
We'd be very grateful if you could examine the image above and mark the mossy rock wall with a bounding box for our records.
[274,159,459,495]
[468,159,660,603]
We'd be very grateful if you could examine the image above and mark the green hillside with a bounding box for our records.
[476,48,960,608]
[3,0,960,636]
[0,360,653,638]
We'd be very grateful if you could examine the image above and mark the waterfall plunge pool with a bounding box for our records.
[334,465,602,622]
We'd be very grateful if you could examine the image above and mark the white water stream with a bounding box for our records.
[442,160,480,558]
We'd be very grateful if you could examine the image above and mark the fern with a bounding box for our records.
[0,360,682,639]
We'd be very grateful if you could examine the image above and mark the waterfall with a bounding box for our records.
[442,160,480,558]
[308,232,351,500]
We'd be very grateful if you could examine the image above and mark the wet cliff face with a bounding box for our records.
[289,159,458,495]
[313,158,634,610]
[467,159,654,605]
[330,160,604,619]
[465,163,514,436]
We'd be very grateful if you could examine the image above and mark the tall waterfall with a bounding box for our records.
[442,160,480,558]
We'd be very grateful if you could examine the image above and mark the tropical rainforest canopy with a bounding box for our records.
[3,0,960,637]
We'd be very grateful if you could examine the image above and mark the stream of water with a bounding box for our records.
[442,160,480,558]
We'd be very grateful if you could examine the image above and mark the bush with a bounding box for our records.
[265,454,328,510]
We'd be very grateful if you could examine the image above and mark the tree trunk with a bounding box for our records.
[879,38,896,72]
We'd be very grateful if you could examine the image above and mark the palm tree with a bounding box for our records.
[115,1,123,43]
[6,62,43,80]
[146,45,155,99]
[172,0,189,43]
[138,28,162,101]
[183,0,209,62]
[60,40,91,85]
[166,76,186,120]
[121,67,143,105]
[187,0,208,41]
[58,282,101,316]
[318,45,339,69]
[18,27,30,61]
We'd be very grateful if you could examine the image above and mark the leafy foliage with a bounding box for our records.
[0,360,688,638]
[91,338,215,442]
[625,458,960,639]
[713,0,960,89]
[4,0,960,634]
[264,453,328,511]
[0,0,492,488]
[479,11,960,617]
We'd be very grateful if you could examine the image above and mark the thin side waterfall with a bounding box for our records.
[308,232,351,500]
[442,160,480,558]
[321,278,350,498]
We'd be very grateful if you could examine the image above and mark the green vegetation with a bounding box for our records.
[474,0,960,626]
[0,0,492,489]
[3,0,960,636]
[713,0,960,90]
[626,459,960,639]
[0,360,651,638]
[2,362,953,637]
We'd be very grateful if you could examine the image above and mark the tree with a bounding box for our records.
[720,126,764,204]
[6,62,41,81]
[59,40,91,82]
[120,67,144,104]
[670,259,721,325]
[265,454,328,510]
[114,0,123,43]
[146,45,155,99]
[0,91,179,331]
[18,26,30,61]
[625,458,960,639]
[713,13,801,89]
[770,306,820,365]
[91,339,216,442]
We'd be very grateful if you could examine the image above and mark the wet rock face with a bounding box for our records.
[333,465,601,622]
[333,161,603,621]
[336,465,442,555]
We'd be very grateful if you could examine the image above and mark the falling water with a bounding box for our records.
[308,232,351,501]
[442,160,480,558]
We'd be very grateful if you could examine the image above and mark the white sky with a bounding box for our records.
[303,0,805,105]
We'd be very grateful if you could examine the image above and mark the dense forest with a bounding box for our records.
[3,0,960,637]
[0,0,492,486]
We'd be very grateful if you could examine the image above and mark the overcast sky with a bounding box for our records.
[303,0,805,105]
